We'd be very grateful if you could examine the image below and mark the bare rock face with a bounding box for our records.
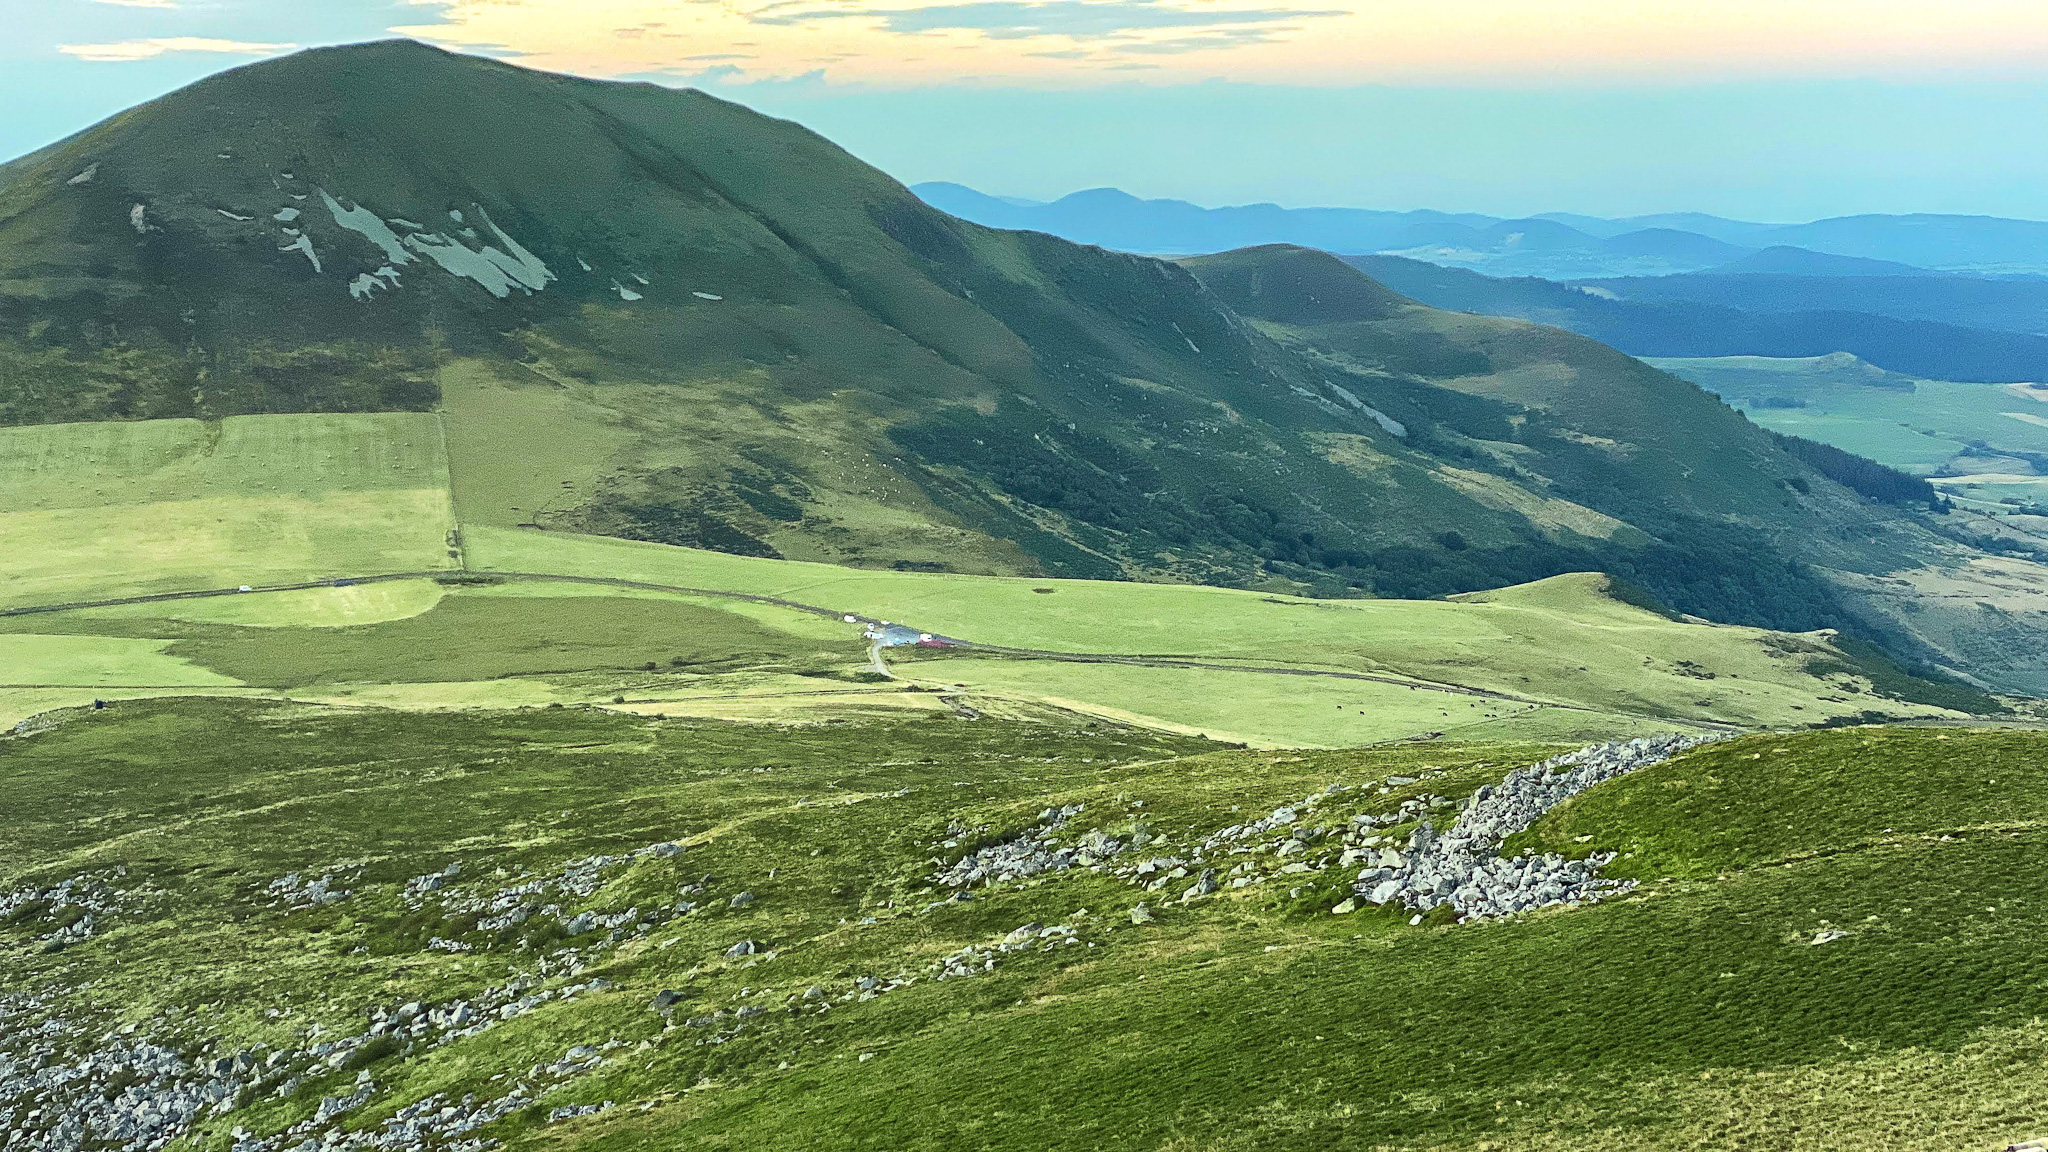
[1353,733,1716,921]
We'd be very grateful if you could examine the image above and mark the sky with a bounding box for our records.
[7,0,2048,221]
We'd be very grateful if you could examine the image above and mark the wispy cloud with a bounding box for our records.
[391,0,2048,87]
[754,0,1342,41]
[395,0,1356,84]
[1114,27,1289,54]
[59,37,297,62]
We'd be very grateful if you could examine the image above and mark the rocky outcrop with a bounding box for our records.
[1352,733,1715,920]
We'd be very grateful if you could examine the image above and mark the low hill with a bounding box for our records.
[1706,245,1933,277]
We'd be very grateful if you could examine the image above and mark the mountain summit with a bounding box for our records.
[0,41,2039,687]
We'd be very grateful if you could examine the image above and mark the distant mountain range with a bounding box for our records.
[916,183,2048,382]
[914,183,2048,279]
[1346,255,2048,383]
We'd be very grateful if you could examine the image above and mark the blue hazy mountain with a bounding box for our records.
[911,182,1494,257]
[915,183,2048,278]
[1703,246,1935,277]
[1349,254,2048,382]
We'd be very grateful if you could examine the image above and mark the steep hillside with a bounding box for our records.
[0,41,1638,595]
[1186,246,2048,688]
[1184,246,1927,554]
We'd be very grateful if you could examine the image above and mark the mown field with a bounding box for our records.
[4,704,2046,1151]
[0,414,456,608]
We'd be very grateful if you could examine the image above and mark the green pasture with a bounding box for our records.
[900,654,1558,747]
[6,703,2048,1150]
[0,414,457,608]
[437,359,636,531]
[468,528,1953,728]
[0,404,1980,739]
[0,592,865,689]
[81,580,450,628]
[0,634,242,687]
[1651,355,2048,475]
[0,413,451,509]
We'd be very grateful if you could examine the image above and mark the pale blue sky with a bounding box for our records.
[7,0,2048,222]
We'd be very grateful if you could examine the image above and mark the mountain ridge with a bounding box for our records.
[915,181,2048,277]
[3,40,2045,690]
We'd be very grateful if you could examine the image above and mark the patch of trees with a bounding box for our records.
[1769,431,1939,506]
[894,401,1878,639]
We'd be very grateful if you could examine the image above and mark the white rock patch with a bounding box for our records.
[348,266,403,301]
[399,207,554,300]
[319,190,414,266]
[279,233,322,273]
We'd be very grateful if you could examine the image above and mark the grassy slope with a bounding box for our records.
[7,705,2048,1150]
[0,414,456,607]
[1183,246,2048,693]
[0,634,241,687]
[470,527,1962,729]
[0,590,863,689]
[903,656,1554,746]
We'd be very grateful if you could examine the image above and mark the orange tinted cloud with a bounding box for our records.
[393,0,2048,85]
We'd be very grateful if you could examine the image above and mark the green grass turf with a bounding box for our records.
[0,414,456,608]
[0,593,866,688]
[79,579,451,628]
[7,704,2048,1150]
[1650,355,2048,476]
[1517,726,2048,878]
[899,654,1572,747]
[0,634,242,687]
[468,527,1960,728]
